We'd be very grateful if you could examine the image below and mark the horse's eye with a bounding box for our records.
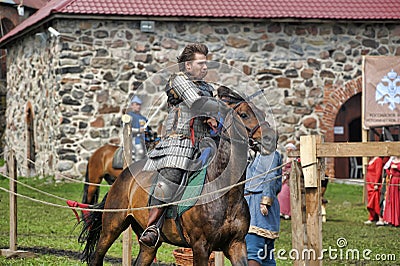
[240,113,248,119]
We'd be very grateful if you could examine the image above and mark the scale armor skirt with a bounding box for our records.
[144,105,211,171]
[143,137,196,171]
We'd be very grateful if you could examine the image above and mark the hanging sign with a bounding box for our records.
[363,56,400,128]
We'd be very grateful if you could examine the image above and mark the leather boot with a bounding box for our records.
[139,207,165,247]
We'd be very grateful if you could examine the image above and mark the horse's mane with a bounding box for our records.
[217,85,246,104]
[199,100,250,204]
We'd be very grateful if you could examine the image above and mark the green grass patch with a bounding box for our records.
[0,178,399,265]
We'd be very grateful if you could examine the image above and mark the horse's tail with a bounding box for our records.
[78,193,107,264]
[82,164,90,204]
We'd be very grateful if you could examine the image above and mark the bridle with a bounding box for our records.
[231,101,270,147]
[217,101,268,148]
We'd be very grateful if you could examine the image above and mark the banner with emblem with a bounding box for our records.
[363,56,400,128]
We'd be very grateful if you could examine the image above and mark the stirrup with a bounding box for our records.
[139,225,160,248]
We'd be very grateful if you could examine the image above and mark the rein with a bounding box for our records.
[229,101,266,146]
[219,114,248,145]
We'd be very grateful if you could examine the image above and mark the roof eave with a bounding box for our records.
[1,13,399,48]
[0,16,54,48]
[48,13,400,23]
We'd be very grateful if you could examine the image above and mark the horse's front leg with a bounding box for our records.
[90,215,130,265]
[223,240,248,266]
[134,245,159,266]
[192,242,212,266]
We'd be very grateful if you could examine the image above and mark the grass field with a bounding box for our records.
[0,175,399,265]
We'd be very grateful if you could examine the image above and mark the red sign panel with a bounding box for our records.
[363,56,400,128]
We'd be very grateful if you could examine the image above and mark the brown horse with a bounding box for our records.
[82,130,161,205]
[79,99,277,266]
[81,144,120,206]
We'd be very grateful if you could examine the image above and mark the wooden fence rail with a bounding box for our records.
[291,135,400,266]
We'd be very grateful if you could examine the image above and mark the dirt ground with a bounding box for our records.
[1,246,173,265]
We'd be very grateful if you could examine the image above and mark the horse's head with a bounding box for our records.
[231,101,277,155]
[217,86,277,155]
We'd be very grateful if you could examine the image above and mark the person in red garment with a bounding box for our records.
[278,143,297,220]
[383,156,400,227]
[364,156,383,225]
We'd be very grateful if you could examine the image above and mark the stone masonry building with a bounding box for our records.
[1,0,400,178]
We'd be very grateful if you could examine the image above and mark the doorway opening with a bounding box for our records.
[26,102,36,176]
[334,93,361,178]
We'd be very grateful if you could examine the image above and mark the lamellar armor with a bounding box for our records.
[144,72,220,171]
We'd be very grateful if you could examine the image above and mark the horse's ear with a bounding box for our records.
[217,86,245,104]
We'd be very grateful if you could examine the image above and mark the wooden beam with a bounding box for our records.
[122,115,133,266]
[1,149,35,259]
[214,251,224,266]
[9,149,17,252]
[289,160,307,266]
[362,125,368,204]
[317,142,400,157]
[305,187,322,266]
[300,135,322,265]
[300,135,321,188]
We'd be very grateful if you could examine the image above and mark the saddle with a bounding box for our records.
[146,146,214,247]
[167,167,208,218]
[146,166,207,248]
[112,147,125,169]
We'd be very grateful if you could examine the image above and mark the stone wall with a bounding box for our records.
[6,32,60,177]
[6,18,400,178]
[0,79,6,153]
[0,4,40,156]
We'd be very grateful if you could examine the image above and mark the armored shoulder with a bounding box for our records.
[168,72,187,85]
[165,73,185,106]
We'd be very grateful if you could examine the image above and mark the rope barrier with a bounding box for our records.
[1,145,289,210]
[2,147,399,213]
[12,142,400,189]
[0,171,72,202]
[0,186,79,210]
[2,157,399,214]
[0,175,284,213]
[0,161,288,213]
[56,173,111,187]
[8,148,112,187]
[326,176,400,186]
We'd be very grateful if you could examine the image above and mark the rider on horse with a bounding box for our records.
[139,43,229,247]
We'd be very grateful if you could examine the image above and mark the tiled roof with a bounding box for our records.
[2,0,400,46]
[58,0,400,20]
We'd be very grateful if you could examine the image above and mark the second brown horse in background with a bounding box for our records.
[82,128,161,205]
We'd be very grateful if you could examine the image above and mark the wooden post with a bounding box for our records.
[214,251,224,266]
[121,114,133,266]
[289,138,400,265]
[8,149,17,252]
[289,160,307,266]
[1,150,34,258]
[361,56,368,203]
[300,135,322,265]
